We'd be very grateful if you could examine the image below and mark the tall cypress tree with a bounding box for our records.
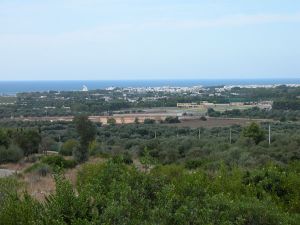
[73,115,96,162]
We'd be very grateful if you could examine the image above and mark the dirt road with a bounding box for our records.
[0,169,16,178]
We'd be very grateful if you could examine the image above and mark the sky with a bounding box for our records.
[0,0,300,80]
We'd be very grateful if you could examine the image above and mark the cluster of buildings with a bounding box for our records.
[177,101,273,110]
[108,86,206,94]
[223,84,300,90]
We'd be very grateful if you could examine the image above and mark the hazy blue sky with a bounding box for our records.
[0,0,300,80]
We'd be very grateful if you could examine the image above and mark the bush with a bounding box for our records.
[242,122,266,144]
[88,140,102,156]
[73,145,89,163]
[144,119,156,124]
[122,152,133,164]
[0,177,20,203]
[0,145,23,163]
[1,161,300,224]
[25,163,51,176]
[24,154,40,163]
[185,159,202,170]
[59,139,79,156]
[164,116,180,124]
[107,117,116,125]
[41,155,77,169]
[200,116,207,121]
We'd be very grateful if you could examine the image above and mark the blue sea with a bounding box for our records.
[0,79,300,95]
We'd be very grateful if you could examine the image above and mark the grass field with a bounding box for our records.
[208,105,254,112]
[142,105,255,116]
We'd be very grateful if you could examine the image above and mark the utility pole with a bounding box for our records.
[198,129,201,140]
[230,128,232,144]
[155,131,157,139]
[269,124,271,146]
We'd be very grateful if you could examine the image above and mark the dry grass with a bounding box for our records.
[20,156,107,201]
[22,173,56,201]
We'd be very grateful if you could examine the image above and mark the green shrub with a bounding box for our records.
[185,159,202,170]
[24,154,40,163]
[0,193,43,225]
[88,140,102,156]
[0,145,23,163]
[144,119,155,124]
[0,177,20,203]
[24,162,51,175]
[41,155,77,169]
[200,116,207,121]
[242,122,266,144]
[59,139,79,156]
[164,116,180,124]
[107,117,116,125]
[202,194,298,225]
[72,145,88,163]
[121,152,133,164]
[1,161,300,224]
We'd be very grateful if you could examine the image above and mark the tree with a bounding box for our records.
[0,145,23,163]
[207,108,221,117]
[73,115,96,162]
[200,116,207,121]
[134,117,139,124]
[39,137,55,155]
[140,147,156,171]
[164,116,180,124]
[144,119,155,124]
[242,122,265,144]
[107,117,116,125]
[0,129,10,148]
[15,130,41,156]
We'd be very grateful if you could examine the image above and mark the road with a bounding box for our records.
[0,169,16,178]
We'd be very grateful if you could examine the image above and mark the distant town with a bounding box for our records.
[1,83,299,124]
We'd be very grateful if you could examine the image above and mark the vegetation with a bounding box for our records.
[0,159,299,224]
[164,116,181,124]
[1,85,300,121]
[40,155,77,170]
[15,130,41,156]
[144,118,156,124]
[0,145,23,163]
[0,128,41,163]
[273,99,300,110]
[73,115,96,163]
[59,139,79,156]
[1,120,299,168]
[208,107,300,121]
[1,85,300,224]
[242,122,266,144]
